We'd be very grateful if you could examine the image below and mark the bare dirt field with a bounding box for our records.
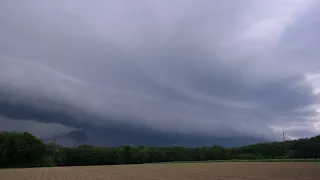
[0,162,319,180]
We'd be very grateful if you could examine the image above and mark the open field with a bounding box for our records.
[0,162,319,180]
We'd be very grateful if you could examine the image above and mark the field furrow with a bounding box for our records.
[0,162,319,180]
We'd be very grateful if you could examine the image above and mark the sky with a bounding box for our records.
[1,0,320,147]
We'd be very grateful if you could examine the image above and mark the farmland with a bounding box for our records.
[0,162,319,180]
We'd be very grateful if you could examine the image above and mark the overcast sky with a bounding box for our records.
[1,0,320,147]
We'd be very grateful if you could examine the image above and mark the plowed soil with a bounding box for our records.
[0,162,319,180]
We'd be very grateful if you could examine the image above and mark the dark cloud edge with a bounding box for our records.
[0,94,268,147]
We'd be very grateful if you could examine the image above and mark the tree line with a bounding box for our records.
[0,131,319,168]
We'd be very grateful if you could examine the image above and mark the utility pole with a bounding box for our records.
[51,133,57,162]
[283,132,286,158]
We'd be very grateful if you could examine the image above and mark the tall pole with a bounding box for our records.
[283,132,286,158]
[52,133,57,162]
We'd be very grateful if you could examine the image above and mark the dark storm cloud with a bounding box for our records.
[0,93,265,147]
[0,0,320,146]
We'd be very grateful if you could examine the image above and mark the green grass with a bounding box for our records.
[1,159,318,169]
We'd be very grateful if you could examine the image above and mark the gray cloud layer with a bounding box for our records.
[1,0,320,146]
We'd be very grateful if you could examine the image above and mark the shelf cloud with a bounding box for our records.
[0,0,320,146]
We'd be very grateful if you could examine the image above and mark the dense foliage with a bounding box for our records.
[0,131,319,168]
[0,132,46,168]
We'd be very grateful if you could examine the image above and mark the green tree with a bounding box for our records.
[0,132,46,167]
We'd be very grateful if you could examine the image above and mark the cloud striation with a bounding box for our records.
[0,0,320,147]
